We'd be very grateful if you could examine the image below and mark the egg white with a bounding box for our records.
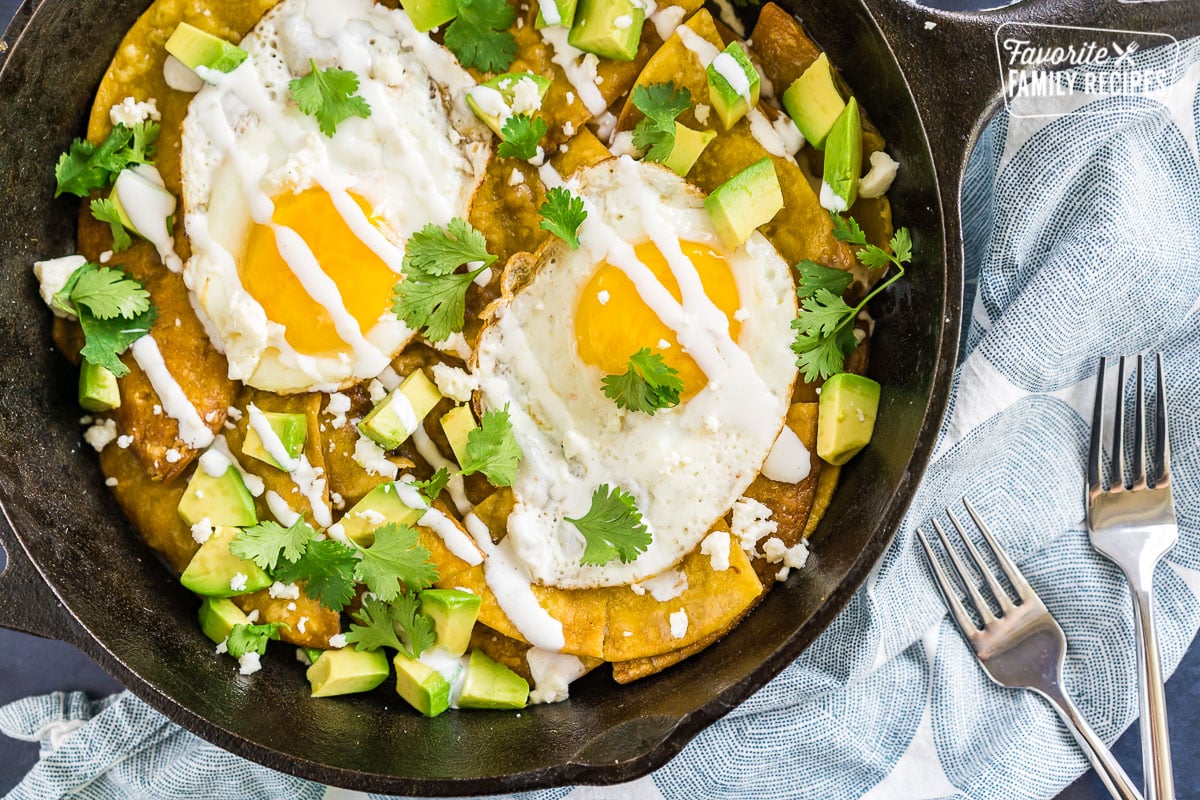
[473,157,798,589]
[180,0,491,393]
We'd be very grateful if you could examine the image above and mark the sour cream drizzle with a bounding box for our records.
[394,479,483,566]
[129,336,214,449]
[246,402,299,471]
[409,424,472,515]
[539,27,608,117]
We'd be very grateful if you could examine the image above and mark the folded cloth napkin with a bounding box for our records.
[5,36,1200,800]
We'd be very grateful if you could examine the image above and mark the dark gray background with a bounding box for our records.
[0,0,1196,797]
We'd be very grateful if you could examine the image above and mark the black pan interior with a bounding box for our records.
[0,0,955,793]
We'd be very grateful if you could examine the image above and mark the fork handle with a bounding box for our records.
[1040,684,1144,800]
[1131,586,1175,800]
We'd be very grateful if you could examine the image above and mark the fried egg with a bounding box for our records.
[180,0,491,393]
[473,156,798,589]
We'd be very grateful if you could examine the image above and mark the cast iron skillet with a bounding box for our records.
[0,0,1195,793]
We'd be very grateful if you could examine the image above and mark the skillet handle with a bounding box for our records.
[0,517,84,645]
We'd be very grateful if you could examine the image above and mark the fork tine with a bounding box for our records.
[1131,354,1146,489]
[948,509,1015,615]
[1111,356,1127,489]
[1088,356,1106,493]
[1154,352,1171,485]
[931,518,996,626]
[962,498,1038,604]
[916,527,980,638]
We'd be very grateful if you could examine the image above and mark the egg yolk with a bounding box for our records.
[241,187,397,357]
[575,240,742,399]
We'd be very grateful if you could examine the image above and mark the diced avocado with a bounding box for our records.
[535,0,578,29]
[782,53,846,151]
[399,0,458,33]
[703,157,784,250]
[457,649,529,710]
[79,361,120,412]
[180,526,271,598]
[705,42,760,130]
[177,464,258,528]
[198,597,250,644]
[439,405,477,467]
[338,481,423,547]
[242,411,307,471]
[358,370,442,450]
[567,0,644,62]
[821,97,862,212]
[393,653,451,717]
[420,589,482,657]
[466,73,553,138]
[165,22,248,75]
[307,647,391,698]
[816,372,880,465]
[662,123,716,177]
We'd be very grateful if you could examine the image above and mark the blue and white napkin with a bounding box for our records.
[4,35,1200,800]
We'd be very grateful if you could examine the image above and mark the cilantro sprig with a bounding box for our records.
[631,82,692,163]
[344,595,435,659]
[498,114,548,161]
[274,538,360,613]
[413,468,450,504]
[89,198,133,253]
[392,218,497,342]
[226,622,286,659]
[52,263,155,378]
[567,484,652,566]
[443,0,517,72]
[355,523,438,602]
[601,348,683,415]
[55,122,160,198]
[790,214,912,382]
[289,60,372,137]
[538,187,587,249]
[230,518,316,572]
[460,407,522,487]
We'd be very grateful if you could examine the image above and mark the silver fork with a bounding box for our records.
[918,501,1142,800]
[1087,354,1177,800]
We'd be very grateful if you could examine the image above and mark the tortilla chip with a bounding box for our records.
[234,588,341,649]
[550,127,614,179]
[99,438,196,573]
[747,3,822,92]
[803,464,839,539]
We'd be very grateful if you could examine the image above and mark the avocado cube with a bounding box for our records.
[420,589,482,657]
[307,647,391,698]
[358,370,442,450]
[399,0,458,33]
[79,361,121,412]
[703,157,784,250]
[198,597,250,644]
[821,97,863,212]
[439,405,477,467]
[393,653,451,717]
[180,527,271,598]
[177,464,258,528]
[338,482,424,547]
[567,0,644,62]
[165,22,248,75]
[242,411,307,471]
[466,73,553,138]
[457,649,529,710]
[705,42,760,130]
[816,372,881,465]
[662,123,716,177]
[782,53,846,151]
[535,0,578,28]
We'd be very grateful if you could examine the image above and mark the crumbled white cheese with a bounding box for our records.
[633,569,687,601]
[325,392,351,429]
[226,406,244,421]
[669,609,689,639]
[776,566,791,581]
[613,13,633,29]
[269,582,301,600]
[355,508,387,526]
[245,610,260,624]
[353,434,399,479]
[327,522,349,544]
[84,419,118,452]
[34,255,86,317]
[117,434,134,449]
[693,103,711,125]
[703,416,721,433]
[431,363,478,404]
[238,652,262,675]
[858,150,900,199]
[510,76,544,114]
[299,617,310,634]
[109,96,161,128]
[562,120,575,137]
[565,91,575,105]
[700,530,731,571]
[328,633,346,648]
[733,307,750,322]
[215,640,228,655]
[596,290,610,305]
[368,379,388,405]
[286,602,297,612]
[527,648,588,705]
[657,339,671,350]
[152,404,163,416]
[105,477,119,488]
[190,517,214,545]
[229,572,249,592]
[164,448,182,463]
[98,250,113,264]
[509,168,525,186]
[731,497,778,554]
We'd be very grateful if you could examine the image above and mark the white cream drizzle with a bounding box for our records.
[539,27,607,117]
[129,336,214,449]
[394,477,483,566]
[266,489,303,525]
[761,424,811,483]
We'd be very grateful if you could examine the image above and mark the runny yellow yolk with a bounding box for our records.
[575,240,742,399]
[241,187,397,357]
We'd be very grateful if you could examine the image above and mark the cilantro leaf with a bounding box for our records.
[538,187,587,249]
[632,82,691,163]
[389,592,437,658]
[289,60,372,137]
[797,289,854,336]
[567,484,652,566]
[498,114,547,161]
[460,407,521,487]
[443,0,518,72]
[345,595,435,659]
[829,212,868,247]
[54,122,159,198]
[601,348,683,415]
[63,265,150,320]
[226,622,286,658]
[791,323,857,383]
[890,227,913,264]
[403,219,496,277]
[231,518,316,572]
[89,198,132,253]
[77,304,156,378]
[794,260,853,301]
[413,468,450,504]
[353,523,438,602]
[275,538,358,612]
